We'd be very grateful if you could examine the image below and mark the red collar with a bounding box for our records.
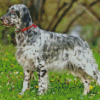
[20,24,37,32]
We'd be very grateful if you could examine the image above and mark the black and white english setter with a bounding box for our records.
[1,4,100,95]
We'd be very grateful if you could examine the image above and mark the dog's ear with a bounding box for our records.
[21,8,31,23]
[22,13,31,22]
[16,10,20,18]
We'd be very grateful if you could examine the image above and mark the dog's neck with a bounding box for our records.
[15,19,33,32]
[15,21,40,47]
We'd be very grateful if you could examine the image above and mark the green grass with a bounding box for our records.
[0,44,100,100]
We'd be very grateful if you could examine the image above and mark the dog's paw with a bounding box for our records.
[18,92,24,95]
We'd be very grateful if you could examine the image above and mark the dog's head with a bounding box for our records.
[0,4,31,27]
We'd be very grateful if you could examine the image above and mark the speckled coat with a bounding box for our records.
[1,4,100,95]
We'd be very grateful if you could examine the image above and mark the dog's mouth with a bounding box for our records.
[0,18,15,27]
[3,20,15,27]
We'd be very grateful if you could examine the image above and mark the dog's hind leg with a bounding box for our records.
[71,71,90,95]
[86,68,100,86]
[19,69,32,95]
[82,57,100,86]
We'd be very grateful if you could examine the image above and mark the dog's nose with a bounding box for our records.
[0,17,4,22]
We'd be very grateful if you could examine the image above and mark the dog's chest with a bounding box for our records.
[16,45,38,70]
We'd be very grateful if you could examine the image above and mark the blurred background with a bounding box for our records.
[0,0,100,52]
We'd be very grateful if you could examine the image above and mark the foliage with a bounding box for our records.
[0,44,100,100]
[0,0,100,45]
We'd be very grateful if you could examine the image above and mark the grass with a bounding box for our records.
[0,44,100,100]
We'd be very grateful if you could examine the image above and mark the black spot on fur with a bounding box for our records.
[28,33,33,37]
[27,39,30,42]
[67,63,70,69]
[28,83,29,88]
[34,31,38,35]
[39,64,44,68]
[23,44,26,47]
[22,13,31,23]
[78,67,82,70]
[96,76,98,80]
[57,37,61,42]
[27,70,29,73]
[43,44,47,51]
[23,8,26,12]
[16,10,20,18]
[65,53,68,58]
[66,41,74,49]
[85,81,88,83]
[50,33,53,38]
[18,35,21,40]
[37,67,40,72]
[93,71,96,75]
[40,85,42,87]
[17,48,23,55]
[11,8,14,10]
[28,30,31,33]
[41,69,47,77]
[71,64,74,70]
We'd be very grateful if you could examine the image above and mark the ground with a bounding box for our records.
[0,44,100,100]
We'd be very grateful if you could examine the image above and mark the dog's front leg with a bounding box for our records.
[37,63,49,95]
[19,70,31,95]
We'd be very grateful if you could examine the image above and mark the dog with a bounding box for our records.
[1,4,100,95]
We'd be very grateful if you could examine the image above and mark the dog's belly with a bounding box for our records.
[44,49,72,73]
[46,60,69,73]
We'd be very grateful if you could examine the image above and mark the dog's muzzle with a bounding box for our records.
[0,16,14,27]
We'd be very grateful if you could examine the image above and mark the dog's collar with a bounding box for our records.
[19,24,37,32]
